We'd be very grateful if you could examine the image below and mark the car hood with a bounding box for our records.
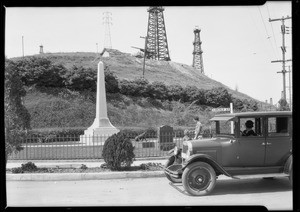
[190,137,223,149]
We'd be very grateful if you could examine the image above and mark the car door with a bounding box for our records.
[236,117,265,166]
[264,116,292,166]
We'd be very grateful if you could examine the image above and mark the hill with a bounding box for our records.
[8,49,275,130]
[22,49,255,101]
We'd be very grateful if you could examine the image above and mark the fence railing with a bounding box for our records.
[8,132,199,160]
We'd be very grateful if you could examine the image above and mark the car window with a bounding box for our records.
[239,117,263,137]
[268,117,289,137]
[214,120,235,135]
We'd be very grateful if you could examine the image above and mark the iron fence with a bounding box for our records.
[8,132,198,160]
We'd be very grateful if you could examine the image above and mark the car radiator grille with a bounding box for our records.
[182,145,188,154]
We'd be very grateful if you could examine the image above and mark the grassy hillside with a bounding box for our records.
[24,86,213,130]
[23,49,254,101]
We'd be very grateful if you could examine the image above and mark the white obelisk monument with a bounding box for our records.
[80,61,119,145]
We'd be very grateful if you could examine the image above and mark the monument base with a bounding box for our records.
[80,118,120,145]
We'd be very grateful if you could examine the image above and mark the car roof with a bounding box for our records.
[214,111,292,118]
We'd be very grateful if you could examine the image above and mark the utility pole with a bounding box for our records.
[269,15,291,101]
[140,36,147,78]
[287,65,292,110]
[22,36,24,57]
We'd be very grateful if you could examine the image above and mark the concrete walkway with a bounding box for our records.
[6,158,168,181]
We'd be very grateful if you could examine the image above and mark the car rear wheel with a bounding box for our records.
[164,155,182,183]
[182,161,216,196]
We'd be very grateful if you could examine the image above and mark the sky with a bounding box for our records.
[5,2,292,104]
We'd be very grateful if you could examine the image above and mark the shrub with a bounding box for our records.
[80,164,88,170]
[21,162,38,172]
[24,128,85,143]
[102,131,135,171]
[14,57,66,87]
[11,167,24,174]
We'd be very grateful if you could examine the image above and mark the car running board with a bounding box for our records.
[232,173,289,180]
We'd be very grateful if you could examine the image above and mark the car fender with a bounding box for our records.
[183,154,237,179]
[283,154,292,174]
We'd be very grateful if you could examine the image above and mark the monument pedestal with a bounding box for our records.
[80,118,119,145]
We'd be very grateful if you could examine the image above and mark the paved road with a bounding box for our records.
[6,177,292,210]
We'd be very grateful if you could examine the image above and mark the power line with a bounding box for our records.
[266,4,280,60]
[257,6,278,60]
[248,10,273,59]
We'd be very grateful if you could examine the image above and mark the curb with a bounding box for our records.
[6,171,165,181]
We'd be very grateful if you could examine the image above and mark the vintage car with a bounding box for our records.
[164,111,293,196]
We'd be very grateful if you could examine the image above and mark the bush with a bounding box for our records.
[80,164,88,170]
[14,57,66,88]
[11,167,24,174]
[21,162,38,172]
[102,131,135,171]
[24,128,85,143]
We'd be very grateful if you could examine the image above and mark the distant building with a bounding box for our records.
[100,48,110,57]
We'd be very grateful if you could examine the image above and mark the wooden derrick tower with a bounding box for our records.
[192,26,204,74]
[145,6,171,61]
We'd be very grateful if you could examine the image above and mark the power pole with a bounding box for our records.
[287,65,292,110]
[140,36,147,78]
[22,36,24,57]
[269,15,291,101]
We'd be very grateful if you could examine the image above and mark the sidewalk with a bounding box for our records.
[6,158,168,181]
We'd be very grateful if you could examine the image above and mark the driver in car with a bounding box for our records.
[242,120,257,136]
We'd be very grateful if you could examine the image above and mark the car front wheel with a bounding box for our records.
[182,161,216,196]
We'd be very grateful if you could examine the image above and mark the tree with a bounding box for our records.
[119,79,138,96]
[64,65,96,91]
[148,81,168,100]
[167,84,184,101]
[132,77,150,97]
[204,87,232,107]
[5,59,31,165]
[104,68,120,93]
[14,57,66,87]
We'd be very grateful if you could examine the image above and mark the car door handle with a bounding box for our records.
[266,142,272,145]
[262,142,266,146]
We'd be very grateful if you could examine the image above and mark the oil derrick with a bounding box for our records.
[192,26,204,74]
[145,6,171,61]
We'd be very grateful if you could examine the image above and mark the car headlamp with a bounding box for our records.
[174,146,178,155]
[182,140,193,159]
